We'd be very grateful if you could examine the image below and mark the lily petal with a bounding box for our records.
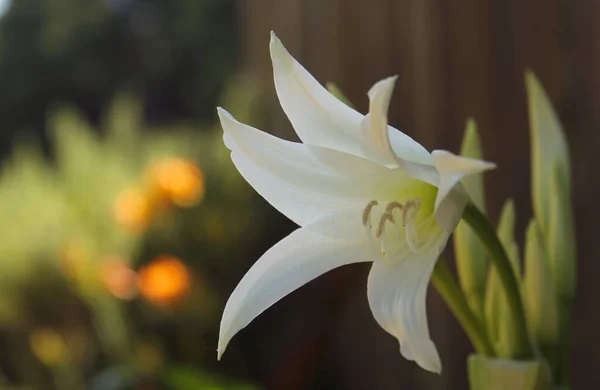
[362,76,435,168]
[432,150,496,231]
[218,228,373,359]
[360,76,402,166]
[219,108,391,226]
[270,32,364,155]
[366,234,448,373]
[270,32,432,166]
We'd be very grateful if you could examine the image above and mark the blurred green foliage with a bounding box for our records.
[0,73,264,389]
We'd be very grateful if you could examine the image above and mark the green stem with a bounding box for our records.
[432,257,495,357]
[557,297,573,387]
[462,203,533,359]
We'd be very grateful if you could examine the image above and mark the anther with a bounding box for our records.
[376,212,394,238]
[362,200,379,227]
[376,202,404,238]
[384,201,404,223]
[402,198,422,227]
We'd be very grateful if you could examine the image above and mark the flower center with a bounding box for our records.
[362,198,439,262]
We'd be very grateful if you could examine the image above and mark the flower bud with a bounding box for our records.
[454,119,487,318]
[523,219,559,346]
[326,82,353,108]
[547,161,576,300]
[525,70,576,312]
[485,200,521,357]
[525,70,571,238]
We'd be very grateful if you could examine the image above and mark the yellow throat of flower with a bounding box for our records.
[362,183,441,262]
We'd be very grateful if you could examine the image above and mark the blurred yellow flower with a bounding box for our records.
[149,158,205,207]
[101,257,138,300]
[58,239,94,284]
[114,187,153,232]
[29,329,68,367]
[138,255,191,305]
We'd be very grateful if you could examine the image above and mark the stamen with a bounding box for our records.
[402,198,424,253]
[401,198,422,227]
[376,212,394,238]
[362,200,379,227]
[384,201,404,223]
[362,197,436,261]
[376,201,404,238]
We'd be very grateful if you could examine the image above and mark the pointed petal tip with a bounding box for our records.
[480,160,497,171]
[368,75,398,98]
[269,31,282,52]
[419,355,442,374]
[216,107,235,123]
[269,31,292,68]
[380,75,398,84]
[216,347,224,361]
[400,342,442,374]
[432,150,496,173]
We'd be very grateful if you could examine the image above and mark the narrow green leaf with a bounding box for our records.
[485,200,521,357]
[547,161,576,300]
[454,119,487,318]
[525,71,571,237]
[326,82,353,108]
[524,219,559,346]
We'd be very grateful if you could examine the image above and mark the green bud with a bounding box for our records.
[525,70,571,237]
[524,219,559,346]
[547,161,576,300]
[454,119,487,318]
[485,200,521,357]
[326,82,353,108]
[468,355,552,390]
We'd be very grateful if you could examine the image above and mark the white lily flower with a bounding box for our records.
[216,32,495,373]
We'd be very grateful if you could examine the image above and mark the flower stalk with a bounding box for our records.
[431,258,495,357]
[462,203,533,359]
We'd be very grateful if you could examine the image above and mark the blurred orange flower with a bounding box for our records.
[101,257,138,300]
[138,255,191,305]
[114,187,153,232]
[149,158,204,207]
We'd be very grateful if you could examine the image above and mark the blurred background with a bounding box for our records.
[0,0,598,389]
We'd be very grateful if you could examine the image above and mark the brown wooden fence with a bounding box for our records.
[233,1,600,388]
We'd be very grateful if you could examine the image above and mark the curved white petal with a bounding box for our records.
[361,76,435,167]
[218,228,373,359]
[270,32,364,155]
[388,130,434,167]
[360,76,403,166]
[218,108,392,226]
[270,32,432,167]
[366,234,448,373]
[432,150,496,231]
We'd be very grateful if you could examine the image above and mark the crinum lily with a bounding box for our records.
[216,32,495,373]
